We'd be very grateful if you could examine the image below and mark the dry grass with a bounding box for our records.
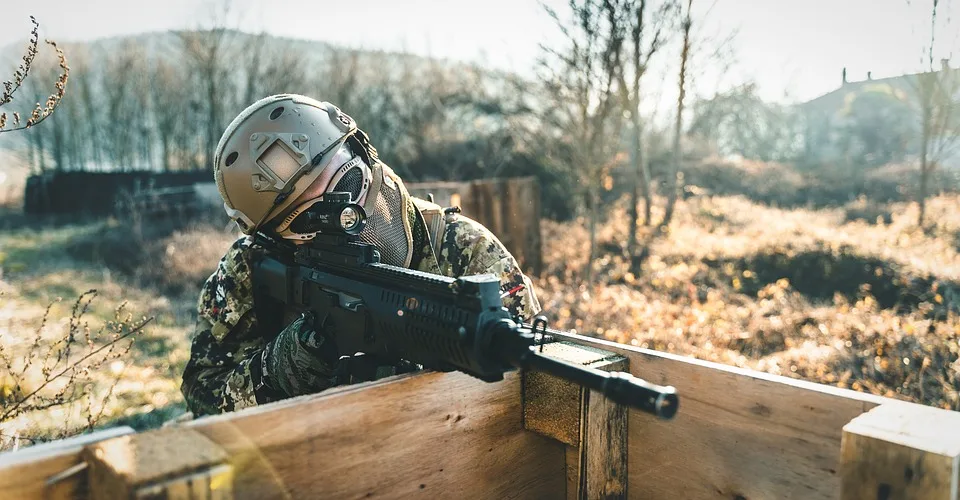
[0,215,238,448]
[534,191,960,410]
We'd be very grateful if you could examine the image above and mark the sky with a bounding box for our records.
[1,0,959,104]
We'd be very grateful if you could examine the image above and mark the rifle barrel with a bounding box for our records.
[522,350,679,419]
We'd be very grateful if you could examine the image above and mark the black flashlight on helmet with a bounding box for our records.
[288,192,367,236]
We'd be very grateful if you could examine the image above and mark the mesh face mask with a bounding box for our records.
[357,172,413,267]
[273,145,414,268]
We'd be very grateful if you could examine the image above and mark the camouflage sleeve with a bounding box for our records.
[181,236,283,416]
[438,215,542,322]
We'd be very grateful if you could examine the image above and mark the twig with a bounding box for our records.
[0,317,152,423]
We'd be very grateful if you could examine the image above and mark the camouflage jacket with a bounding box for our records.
[181,198,541,416]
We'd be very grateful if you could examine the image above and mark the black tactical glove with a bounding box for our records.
[259,312,340,397]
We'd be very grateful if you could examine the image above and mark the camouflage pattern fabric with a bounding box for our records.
[181,196,541,416]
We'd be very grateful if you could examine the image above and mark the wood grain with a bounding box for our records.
[85,428,230,500]
[2,330,940,500]
[841,402,960,500]
[547,330,887,500]
[185,370,566,500]
[0,425,134,499]
[407,177,543,274]
[580,357,628,500]
[524,341,628,499]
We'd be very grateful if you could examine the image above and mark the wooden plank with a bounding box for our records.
[185,370,567,499]
[133,464,234,500]
[841,402,960,500]
[579,357,628,500]
[522,179,543,274]
[524,342,621,446]
[406,177,543,274]
[524,341,628,499]
[545,330,887,500]
[0,329,917,500]
[0,425,135,500]
[84,427,231,500]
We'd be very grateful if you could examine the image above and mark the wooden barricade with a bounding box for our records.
[3,332,960,499]
[407,177,543,275]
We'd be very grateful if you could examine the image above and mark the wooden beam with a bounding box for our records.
[0,425,134,500]
[547,330,888,500]
[185,370,567,499]
[841,402,960,500]
[84,428,232,499]
[579,358,628,500]
[3,332,947,500]
[523,341,628,500]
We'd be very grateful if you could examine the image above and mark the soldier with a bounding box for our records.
[181,94,541,416]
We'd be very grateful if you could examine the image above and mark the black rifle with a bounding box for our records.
[251,193,678,419]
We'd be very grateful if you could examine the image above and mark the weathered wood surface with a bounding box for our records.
[580,357,628,500]
[85,428,232,500]
[2,332,948,500]
[547,330,890,500]
[132,464,233,500]
[841,402,960,500]
[404,181,463,209]
[184,370,566,499]
[462,178,542,275]
[407,177,543,274]
[522,341,629,499]
[0,425,134,499]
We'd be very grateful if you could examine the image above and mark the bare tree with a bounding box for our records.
[177,0,240,171]
[540,0,627,284]
[149,59,190,172]
[616,0,678,259]
[0,16,69,135]
[659,0,692,230]
[907,0,960,227]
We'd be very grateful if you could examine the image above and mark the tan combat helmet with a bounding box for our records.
[214,94,416,268]
[213,94,375,238]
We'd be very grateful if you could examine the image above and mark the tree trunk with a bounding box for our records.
[586,185,599,285]
[661,0,692,230]
[919,164,929,227]
[207,67,218,171]
[628,113,652,262]
[919,101,931,227]
[628,124,640,252]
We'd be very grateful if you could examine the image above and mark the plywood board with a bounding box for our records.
[185,370,567,499]
[547,330,887,500]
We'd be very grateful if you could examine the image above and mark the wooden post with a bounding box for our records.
[523,341,628,499]
[841,402,960,500]
[83,427,233,499]
[406,177,543,275]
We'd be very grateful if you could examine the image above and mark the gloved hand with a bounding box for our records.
[260,312,341,397]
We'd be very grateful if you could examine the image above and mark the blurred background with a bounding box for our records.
[1,0,959,450]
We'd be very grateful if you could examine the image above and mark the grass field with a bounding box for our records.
[1,157,958,450]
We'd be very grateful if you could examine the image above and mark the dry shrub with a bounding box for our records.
[149,225,239,292]
[65,219,239,294]
[0,290,150,451]
[534,192,960,410]
[683,157,957,209]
